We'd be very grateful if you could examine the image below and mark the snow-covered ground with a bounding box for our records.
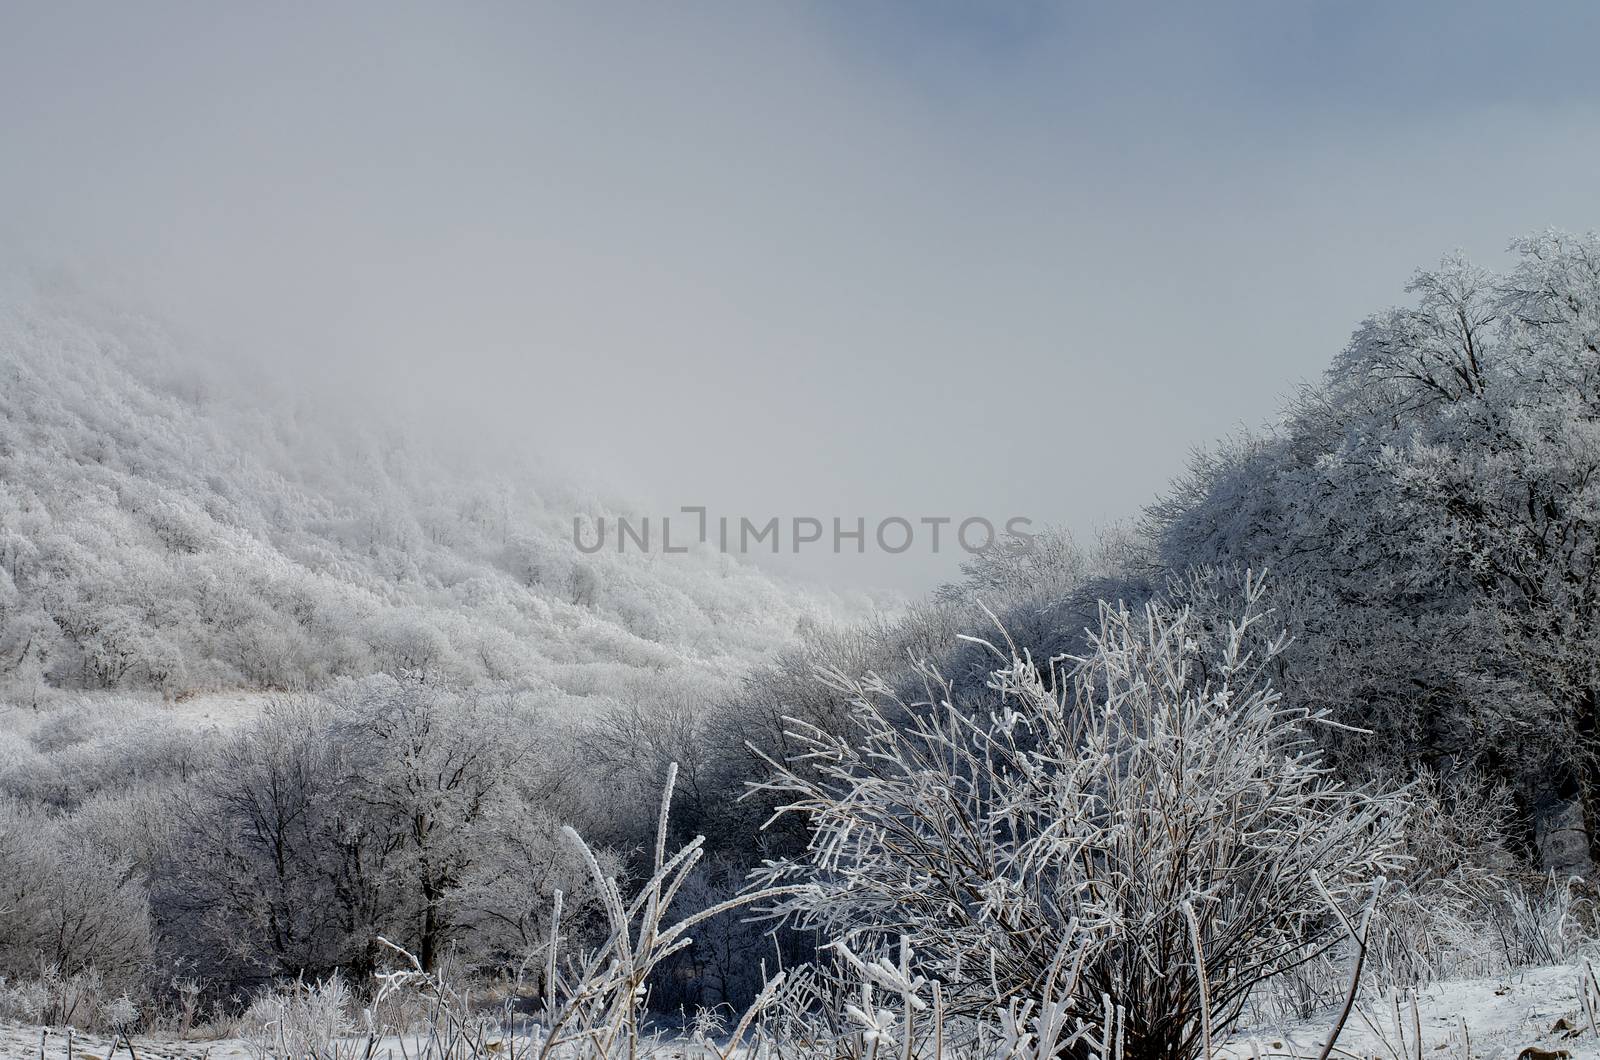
[0,1022,237,1059]
[4,963,1599,1059]
[1223,961,1599,1058]
[0,1023,459,1060]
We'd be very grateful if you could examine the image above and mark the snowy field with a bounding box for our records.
[1,963,1597,1059]
[1223,962,1599,1058]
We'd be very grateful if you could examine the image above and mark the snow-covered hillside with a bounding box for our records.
[0,278,877,704]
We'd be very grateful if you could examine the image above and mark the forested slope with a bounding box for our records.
[0,278,868,703]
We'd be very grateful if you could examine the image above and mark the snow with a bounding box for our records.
[2,964,1598,1059]
[0,1023,528,1059]
[1223,962,1600,1059]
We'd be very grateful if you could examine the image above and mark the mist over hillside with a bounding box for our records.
[7,4,1600,1057]
[9,232,1600,1060]
[0,276,879,704]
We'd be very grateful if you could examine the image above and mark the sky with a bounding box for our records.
[3,2,1599,591]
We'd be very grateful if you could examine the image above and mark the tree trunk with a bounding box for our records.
[420,879,441,971]
[1572,686,1600,876]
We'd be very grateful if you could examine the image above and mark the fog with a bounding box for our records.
[3,1,1599,590]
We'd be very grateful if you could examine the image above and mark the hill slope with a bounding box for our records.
[0,277,870,704]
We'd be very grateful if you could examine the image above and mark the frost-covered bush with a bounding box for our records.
[0,804,154,995]
[238,973,355,1059]
[1251,769,1518,1024]
[0,967,138,1033]
[1493,871,1593,969]
[1363,770,1516,987]
[753,576,1409,1060]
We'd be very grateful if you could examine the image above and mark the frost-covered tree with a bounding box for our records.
[329,678,530,971]
[1150,231,1600,871]
[751,577,1407,1060]
[165,697,372,982]
[164,680,606,986]
[1374,235,1600,860]
[0,805,154,988]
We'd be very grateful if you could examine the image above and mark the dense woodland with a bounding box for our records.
[2,232,1600,1057]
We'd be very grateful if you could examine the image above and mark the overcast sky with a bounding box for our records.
[3,2,1599,590]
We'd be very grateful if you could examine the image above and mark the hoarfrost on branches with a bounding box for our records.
[751,574,1409,1060]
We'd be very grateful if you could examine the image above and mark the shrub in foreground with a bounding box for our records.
[751,575,1409,1060]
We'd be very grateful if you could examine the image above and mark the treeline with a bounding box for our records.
[701,231,1600,879]
[1,679,607,1005]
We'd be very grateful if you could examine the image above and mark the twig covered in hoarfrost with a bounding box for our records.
[1311,875,1385,1060]
[527,764,804,1060]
